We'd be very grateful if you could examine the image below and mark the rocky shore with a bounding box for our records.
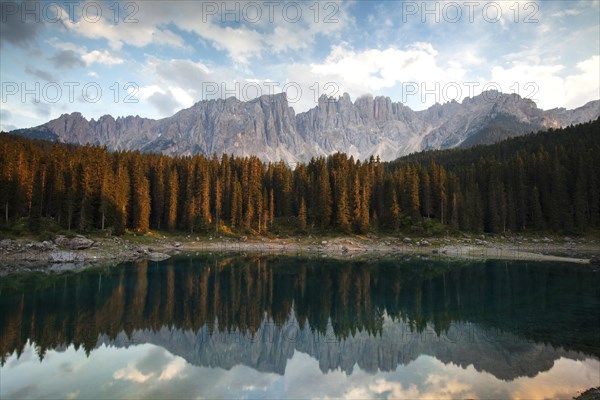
[1,233,599,275]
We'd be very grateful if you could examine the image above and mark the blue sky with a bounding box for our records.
[0,0,599,131]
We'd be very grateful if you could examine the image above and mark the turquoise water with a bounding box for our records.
[1,255,599,399]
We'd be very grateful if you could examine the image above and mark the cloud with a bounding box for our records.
[49,50,86,69]
[0,109,16,131]
[0,1,44,48]
[272,42,470,111]
[149,58,212,89]
[56,2,184,50]
[81,50,123,66]
[25,66,56,81]
[490,55,600,109]
[147,91,183,116]
[550,9,581,18]
[29,98,51,117]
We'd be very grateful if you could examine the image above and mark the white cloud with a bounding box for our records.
[82,50,123,66]
[56,2,184,50]
[47,39,123,67]
[490,55,600,109]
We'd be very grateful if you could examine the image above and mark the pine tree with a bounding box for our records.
[390,189,401,231]
[165,167,179,232]
[231,176,242,228]
[336,179,351,233]
[130,157,151,232]
[298,196,307,232]
[29,167,44,232]
[351,172,363,233]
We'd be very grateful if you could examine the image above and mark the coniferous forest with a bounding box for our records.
[1,118,599,236]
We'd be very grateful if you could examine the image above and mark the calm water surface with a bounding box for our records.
[1,255,599,399]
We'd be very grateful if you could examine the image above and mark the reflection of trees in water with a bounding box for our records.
[0,256,598,364]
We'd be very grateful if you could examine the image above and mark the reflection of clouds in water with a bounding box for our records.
[113,363,153,383]
[113,347,188,384]
[279,353,598,399]
[158,358,187,381]
[511,357,600,400]
[1,343,599,399]
[135,346,171,376]
[60,361,74,374]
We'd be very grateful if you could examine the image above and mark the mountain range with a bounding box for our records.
[11,91,600,162]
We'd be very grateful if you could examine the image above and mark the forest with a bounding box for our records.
[0,118,599,236]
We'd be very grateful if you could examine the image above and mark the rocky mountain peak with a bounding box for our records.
[10,92,600,163]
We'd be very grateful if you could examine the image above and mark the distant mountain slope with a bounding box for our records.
[10,91,600,162]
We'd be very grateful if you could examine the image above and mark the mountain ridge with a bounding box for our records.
[10,91,600,162]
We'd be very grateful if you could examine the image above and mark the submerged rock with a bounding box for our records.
[147,252,171,261]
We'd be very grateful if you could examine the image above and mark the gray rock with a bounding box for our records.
[147,252,171,261]
[590,256,600,266]
[54,235,94,250]
[48,251,84,263]
[172,242,182,247]
[69,235,94,250]
[403,237,412,243]
[341,246,349,254]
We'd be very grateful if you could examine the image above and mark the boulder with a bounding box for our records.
[54,235,94,250]
[48,251,84,263]
[147,252,171,261]
[590,256,600,266]
[403,237,412,243]
[69,235,94,250]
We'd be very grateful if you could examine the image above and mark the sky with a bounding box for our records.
[0,0,599,131]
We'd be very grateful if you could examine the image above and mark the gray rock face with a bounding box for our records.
[11,91,600,163]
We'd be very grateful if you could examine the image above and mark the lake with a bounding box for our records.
[1,255,599,399]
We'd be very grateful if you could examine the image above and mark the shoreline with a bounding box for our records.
[0,233,598,274]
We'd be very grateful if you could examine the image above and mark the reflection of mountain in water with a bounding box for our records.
[1,255,599,380]
[102,316,588,381]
